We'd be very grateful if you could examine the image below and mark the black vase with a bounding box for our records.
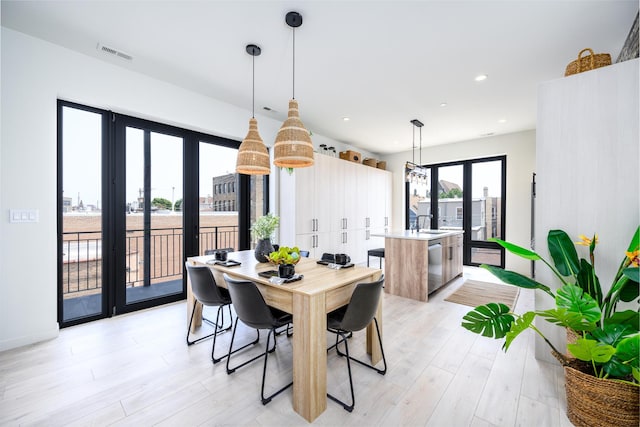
[254,238,274,263]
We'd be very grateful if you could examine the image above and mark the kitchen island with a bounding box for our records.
[371,230,464,302]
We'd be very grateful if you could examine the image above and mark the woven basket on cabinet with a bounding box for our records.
[564,48,611,76]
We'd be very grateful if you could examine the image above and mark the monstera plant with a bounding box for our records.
[461,227,639,427]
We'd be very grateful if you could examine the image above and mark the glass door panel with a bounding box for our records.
[470,160,504,266]
[199,142,240,254]
[124,127,184,305]
[436,164,464,231]
[125,127,144,290]
[59,105,105,323]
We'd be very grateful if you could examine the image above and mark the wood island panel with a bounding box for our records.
[384,237,430,301]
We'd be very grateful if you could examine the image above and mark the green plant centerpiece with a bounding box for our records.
[461,227,639,426]
[268,246,301,279]
[251,213,279,263]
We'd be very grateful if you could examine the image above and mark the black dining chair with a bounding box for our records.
[223,274,294,405]
[326,275,387,412]
[185,263,258,363]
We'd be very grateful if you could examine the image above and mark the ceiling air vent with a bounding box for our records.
[96,43,133,61]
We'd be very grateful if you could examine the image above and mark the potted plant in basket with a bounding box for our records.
[461,227,639,427]
[267,246,301,278]
[251,213,279,262]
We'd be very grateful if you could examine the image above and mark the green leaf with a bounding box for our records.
[615,334,640,368]
[503,311,535,351]
[567,338,615,363]
[603,334,640,379]
[590,324,632,347]
[547,230,580,277]
[633,367,640,382]
[622,266,639,284]
[555,284,601,323]
[606,310,640,332]
[488,238,541,260]
[537,308,597,332]
[626,226,640,253]
[461,303,514,339]
[619,277,640,306]
[480,265,553,297]
[576,258,603,306]
[603,356,633,378]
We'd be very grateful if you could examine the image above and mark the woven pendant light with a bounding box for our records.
[273,11,314,169]
[274,99,314,168]
[236,44,270,175]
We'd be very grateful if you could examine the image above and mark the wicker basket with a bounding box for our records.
[339,150,361,163]
[363,158,377,167]
[564,364,639,427]
[565,48,611,76]
[566,327,579,345]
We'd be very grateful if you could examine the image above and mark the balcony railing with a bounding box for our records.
[61,225,238,297]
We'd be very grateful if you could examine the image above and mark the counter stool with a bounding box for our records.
[367,248,385,268]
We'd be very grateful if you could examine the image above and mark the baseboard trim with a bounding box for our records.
[0,324,60,353]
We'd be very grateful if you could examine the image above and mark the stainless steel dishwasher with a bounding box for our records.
[427,242,443,294]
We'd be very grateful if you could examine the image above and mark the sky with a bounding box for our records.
[62,106,238,208]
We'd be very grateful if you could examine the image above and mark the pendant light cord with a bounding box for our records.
[412,125,415,164]
[252,49,255,118]
[292,26,296,100]
[419,126,422,165]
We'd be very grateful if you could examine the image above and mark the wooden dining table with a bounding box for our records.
[186,250,383,423]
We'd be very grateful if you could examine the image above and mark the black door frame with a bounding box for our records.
[57,100,112,326]
[404,155,507,268]
[58,101,257,324]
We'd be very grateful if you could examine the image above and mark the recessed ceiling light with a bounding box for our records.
[474,74,488,82]
[440,102,448,107]
[342,117,350,121]
[498,118,507,123]
[479,132,495,137]
[263,106,277,112]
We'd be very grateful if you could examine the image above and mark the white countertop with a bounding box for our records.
[371,230,464,241]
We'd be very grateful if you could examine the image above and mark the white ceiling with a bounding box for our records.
[2,1,637,154]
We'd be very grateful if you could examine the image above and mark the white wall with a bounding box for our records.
[381,130,536,275]
[535,59,639,361]
[0,28,372,351]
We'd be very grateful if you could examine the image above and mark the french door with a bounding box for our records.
[58,101,258,325]
[405,155,506,267]
[114,116,188,313]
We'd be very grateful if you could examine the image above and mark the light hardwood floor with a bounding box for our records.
[0,267,573,426]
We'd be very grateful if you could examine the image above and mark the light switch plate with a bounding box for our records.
[9,209,39,223]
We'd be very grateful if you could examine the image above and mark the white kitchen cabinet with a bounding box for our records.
[280,155,392,264]
[535,59,639,361]
[367,167,386,230]
[364,167,393,253]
